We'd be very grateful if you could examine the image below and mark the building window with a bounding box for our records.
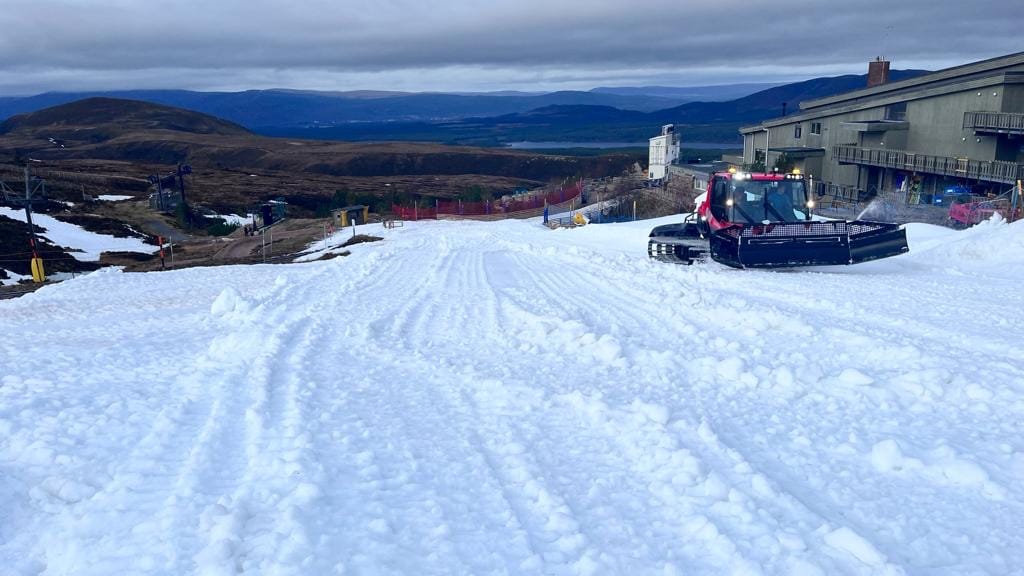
[794,124,802,139]
[885,102,907,121]
[810,122,822,135]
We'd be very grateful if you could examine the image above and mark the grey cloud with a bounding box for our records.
[0,0,1019,93]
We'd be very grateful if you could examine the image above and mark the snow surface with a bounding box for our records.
[1,268,31,286]
[97,195,134,202]
[1,216,1023,575]
[214,214,254,226]
[0,207,155,261]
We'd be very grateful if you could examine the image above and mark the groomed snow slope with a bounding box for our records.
[2,216,1023,575]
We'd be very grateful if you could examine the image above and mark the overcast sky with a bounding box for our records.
[0,0,1020,95]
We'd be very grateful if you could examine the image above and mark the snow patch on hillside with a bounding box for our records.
[1,269,31,286]
[0,207,155,261]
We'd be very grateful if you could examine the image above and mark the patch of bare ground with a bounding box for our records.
[342,234,383,247]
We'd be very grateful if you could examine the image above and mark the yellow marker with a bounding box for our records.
[30,257,45,283]
[792,168,801,175]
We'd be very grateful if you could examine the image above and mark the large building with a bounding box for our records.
[741,52,1024,202]
[648,124,680,181]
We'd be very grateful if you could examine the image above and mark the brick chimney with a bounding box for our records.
[868,57,890,88]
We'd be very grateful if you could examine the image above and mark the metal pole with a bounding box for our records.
[269,224,273,256]
[764,128,770,171]
[169,239,174,267]
[177,163,186,206]
[809,174,815,216]
[22,166,46,283]
[23,167,38,253]
[1012,179,1021,223]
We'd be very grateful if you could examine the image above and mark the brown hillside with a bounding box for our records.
[0,97,639,220]
[0,98,633,184]
[0,97,250,142]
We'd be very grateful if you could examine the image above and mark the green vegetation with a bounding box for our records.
[773,153,795,173]
[314,189,397,216]
[205,219,240,236]
[460,185,494,202]
[175,202,192,228]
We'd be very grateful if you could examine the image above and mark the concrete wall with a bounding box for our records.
[1002,85,1024,112]
[648,134,679,180]
[860,129,907,150]
[744,131,767,164]
[904,88,1000,159]
[671,165,713,193]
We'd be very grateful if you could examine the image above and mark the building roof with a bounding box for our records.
[802,51,1024,111]
[740,51,1024,134]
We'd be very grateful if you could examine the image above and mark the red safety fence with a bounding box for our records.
[392,181,583,221]
[391,205,437,221]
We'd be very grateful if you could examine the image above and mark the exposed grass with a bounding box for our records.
[316,250,351,261]
[342,234,383,247]
[205,219,240,237]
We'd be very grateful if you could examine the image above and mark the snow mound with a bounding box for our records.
[908,215,1024,268]
[210,287,253,321]
[823,527,889,567]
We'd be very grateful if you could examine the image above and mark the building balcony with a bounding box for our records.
[963,111,1024,135]
[832,144,1023,184]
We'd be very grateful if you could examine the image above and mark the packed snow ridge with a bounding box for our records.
[1,215,1023,575]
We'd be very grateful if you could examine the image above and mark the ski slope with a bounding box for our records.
[1,216,1023,575]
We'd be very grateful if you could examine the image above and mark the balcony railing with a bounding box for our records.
[832,145,1023,184]
[964,111,1024,134]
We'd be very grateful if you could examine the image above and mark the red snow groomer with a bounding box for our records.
[648,168,909,268]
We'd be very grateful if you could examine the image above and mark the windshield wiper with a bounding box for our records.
[765,200,789,222]
[732,203,757,224]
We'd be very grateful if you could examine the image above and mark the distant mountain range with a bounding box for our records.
[0,83,770,129]
[259,69,929,145]
[590,83,784,100]
[0,70,929,147]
